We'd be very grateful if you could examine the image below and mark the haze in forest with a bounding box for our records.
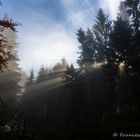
[0,0,122,74]
[1,0,140,139]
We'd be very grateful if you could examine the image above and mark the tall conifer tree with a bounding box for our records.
[93,8,111,62]
[77,28,95,72]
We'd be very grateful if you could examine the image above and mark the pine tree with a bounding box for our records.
[86,28,96,63]
[53,63,63,73]
[109,17,132,70]
[61,57,68,69]
[0,16,22,112]
[118,1,129,21]
[26,69,35,86]
[124,0,140,77]
[0,17,17,71]
[53,58,68,73]
[124,0,140,31]
[63,64,79,83]
[77,28,86,67]
[77,28,95,72]
[103,17,132,109]
[36,65,48,82]
[93,8,111,62]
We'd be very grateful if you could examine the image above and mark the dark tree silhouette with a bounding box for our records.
[63,64,79,83]
[61,57,68,68]
[77,28,95,72]
[123,0,140,98]
[26,69,35,86]
[36,65,48,82]
[93,8,111,62]
[124,0,140,31]
[124,0,140,77]
[52,58,68,73]
[104,17,132,91]
[110,17,132,69]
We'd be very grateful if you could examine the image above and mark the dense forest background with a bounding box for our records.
[0,0,140,139]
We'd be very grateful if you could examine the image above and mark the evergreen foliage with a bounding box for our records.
[77,28,95,72]
[52,58,68,73]
[1,0,140,139]
[0,17,17,72]
[124,0,140,31]
[63,64,79,83]
[26,69,35,86]
[36,65,48,82]
[109,17,132,69]
[93,8,111,62]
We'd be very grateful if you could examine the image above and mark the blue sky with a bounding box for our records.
[0,0,122,74]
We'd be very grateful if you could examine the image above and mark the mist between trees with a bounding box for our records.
[0,0,140,139]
